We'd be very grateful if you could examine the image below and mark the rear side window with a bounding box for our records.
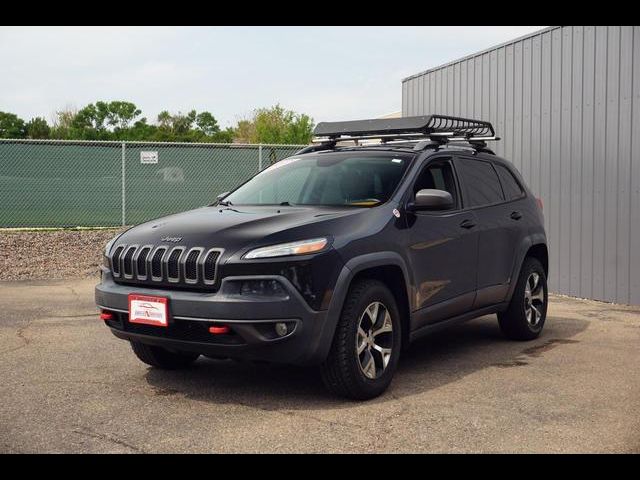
[456,157,504,208]
[494,163,524,200]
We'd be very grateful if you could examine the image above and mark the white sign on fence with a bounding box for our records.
[140,151,158,164]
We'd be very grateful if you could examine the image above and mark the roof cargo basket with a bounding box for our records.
[312,115,500,145]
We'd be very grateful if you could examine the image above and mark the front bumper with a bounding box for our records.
[95,272,333,365]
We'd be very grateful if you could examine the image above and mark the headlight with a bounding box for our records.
[244,238,329,259]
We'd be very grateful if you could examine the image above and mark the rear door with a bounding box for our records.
[453,154,522,307]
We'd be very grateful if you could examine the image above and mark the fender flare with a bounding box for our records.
[505,233,548,302]
[313,252,413,362]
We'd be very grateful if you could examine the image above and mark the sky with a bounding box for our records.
[0,26,547,128]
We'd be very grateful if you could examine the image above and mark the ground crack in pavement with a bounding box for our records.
[0,322,33,356]
[72,426,146,453]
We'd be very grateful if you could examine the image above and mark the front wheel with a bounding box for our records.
[320,279,402,400]
[498,257,548,341]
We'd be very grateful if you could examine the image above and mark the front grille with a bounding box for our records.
[167,248,183,281]
[203,250,220,284]
[110,244,222,290]
[184,249,201,283]
[136,247,151,278]
[123,246,136,277]
[151,248,166,279]
[111,246,124,276]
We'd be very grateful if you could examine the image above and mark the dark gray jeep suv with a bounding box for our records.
[96,115,549,400]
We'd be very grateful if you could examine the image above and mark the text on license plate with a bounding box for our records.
[128,294,169,327]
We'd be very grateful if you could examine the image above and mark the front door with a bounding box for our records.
[406,156,479,328]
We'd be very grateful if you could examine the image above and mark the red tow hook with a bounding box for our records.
[209,325,230,335]
[100,310,114,321]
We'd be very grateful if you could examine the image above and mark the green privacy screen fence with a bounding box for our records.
[0,139,305,228]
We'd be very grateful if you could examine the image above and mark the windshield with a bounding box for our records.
[224,151,412,207]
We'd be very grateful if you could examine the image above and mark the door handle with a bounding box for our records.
[460,219,476,229]
[510,211,523,220]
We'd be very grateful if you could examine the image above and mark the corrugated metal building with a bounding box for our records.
[402,26,640,305]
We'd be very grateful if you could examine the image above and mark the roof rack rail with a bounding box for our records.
[312,115,500,145]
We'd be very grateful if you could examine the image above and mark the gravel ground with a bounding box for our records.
[0,228,125,281]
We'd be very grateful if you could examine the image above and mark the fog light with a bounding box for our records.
[275,322,288,337]
[240,279,286,296]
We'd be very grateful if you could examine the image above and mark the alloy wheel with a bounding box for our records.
[356,302,393,379]
[524,272,545,326]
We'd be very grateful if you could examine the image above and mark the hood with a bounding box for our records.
[112,204,366,256]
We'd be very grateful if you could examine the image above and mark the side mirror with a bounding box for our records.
[216,191,230,202]
[408,189,454,211]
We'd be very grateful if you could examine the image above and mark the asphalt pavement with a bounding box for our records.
[1,278,638,453]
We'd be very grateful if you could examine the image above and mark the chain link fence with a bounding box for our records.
[0,139,306,228]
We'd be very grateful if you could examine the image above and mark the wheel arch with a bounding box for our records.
[349,264,411,352]
[316,252,413,362]
[525,243,549,277]
[506,237,549,303]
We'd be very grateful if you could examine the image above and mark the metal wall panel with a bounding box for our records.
[631,27,640,305]
[402,25,640,305]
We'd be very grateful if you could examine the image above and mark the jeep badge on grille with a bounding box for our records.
[161,236,182,243]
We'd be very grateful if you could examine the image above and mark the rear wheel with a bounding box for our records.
[130,341,200,369]
[498,257,548,340]
[320,279,401,400]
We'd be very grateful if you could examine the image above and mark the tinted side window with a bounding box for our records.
[414,159,459,209]
[456,158,504,208]
[495,163,524,200]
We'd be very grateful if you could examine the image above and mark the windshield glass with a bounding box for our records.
[224,151,412,207]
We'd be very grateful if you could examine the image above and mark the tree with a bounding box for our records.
[25,117,50,139]
[2,101,313,144]
[235,105,314,144]
[120,118,158,141]
[0,111,27,138]
[173,110,197,136]
[234,119,256,143]
[105,101,142,130]
[72,103,109,139]
[195,111,220,137]
[155,110,198,141]
[50,106,78,139]
[67,101,143,140]
[212,127,235,143]
[283,112,314,144]
[157,110,172,129]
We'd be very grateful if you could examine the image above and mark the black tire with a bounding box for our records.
[130,341,200,369]
[320,279,402,400]
[498,257,548,341]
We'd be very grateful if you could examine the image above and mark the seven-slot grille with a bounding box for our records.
[109,245,222,288]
